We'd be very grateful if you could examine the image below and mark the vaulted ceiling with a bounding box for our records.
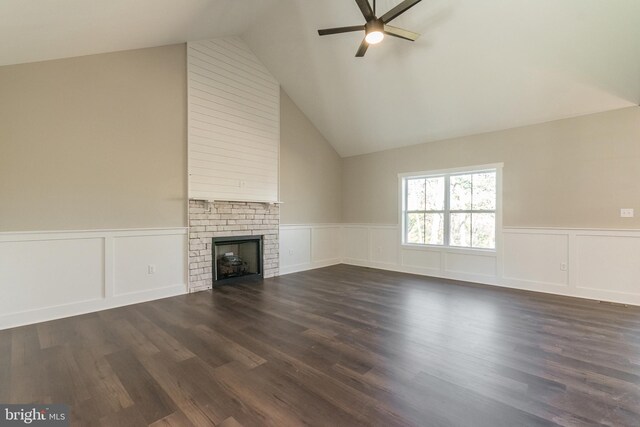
[2,0,639,157]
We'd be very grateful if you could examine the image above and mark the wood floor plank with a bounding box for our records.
[0,329,12,403]
[36,317,80,350]
[212,324,413,426]
[210,360,312,426]
[191,324,266,369]
[216,417,244,427]
[149,410,196,427]
[98,405,149,427]
[105,349,177,424]
[126,309,197,362]
[2,264,640,426]
[9,325,44,403]
[72,315,123,356]
[138,353,225,425]
[41,346,81,405]
[72,347,134,415]
[175,357,269,425]
[99,313,161,358]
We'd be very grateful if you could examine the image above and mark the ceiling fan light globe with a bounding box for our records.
[365,31,384,44]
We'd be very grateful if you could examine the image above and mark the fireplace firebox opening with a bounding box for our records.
[212,235,263,284]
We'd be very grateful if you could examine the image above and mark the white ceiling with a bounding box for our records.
[2,0,639,157]
[0,0,277,66]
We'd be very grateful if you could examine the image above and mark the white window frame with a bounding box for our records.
[399,163,503,253]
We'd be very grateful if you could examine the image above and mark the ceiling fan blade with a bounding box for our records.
[355,0,375,21]
[355,38,369,57]
[383,25,420,41]
[380,0,422,23]
[318,25,365,36]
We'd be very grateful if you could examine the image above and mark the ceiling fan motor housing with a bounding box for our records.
[365,19,384,35]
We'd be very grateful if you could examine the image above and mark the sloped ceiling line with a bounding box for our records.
[1,0,639,157]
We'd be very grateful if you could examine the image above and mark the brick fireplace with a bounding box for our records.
[188,200,279,292]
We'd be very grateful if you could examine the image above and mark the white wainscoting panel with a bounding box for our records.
[281,224,640,306]
[445,251,497,278]
[370,227,399,266]
[575,234,640,296]
[0,238,104,316]
[279,225,342,274]
[401,248,441,273]
[0,228,187,330]
[312,227,343,265]
[114,233,187,296]
[343,226,370,263]
[503,231,569,287]
[279,227,312,273]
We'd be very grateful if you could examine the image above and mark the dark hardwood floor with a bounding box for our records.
[2,265,640,426]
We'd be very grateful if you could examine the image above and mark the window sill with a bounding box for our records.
[400,243,497,257]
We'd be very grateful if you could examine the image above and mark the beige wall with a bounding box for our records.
[0,44,187,231]
[343,107,640,228]
[4,42,636,231]
[280,89,342,224]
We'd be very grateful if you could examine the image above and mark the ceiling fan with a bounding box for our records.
[318,0,422,57]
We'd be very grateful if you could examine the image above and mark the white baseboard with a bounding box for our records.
[280,258,342,275]
[0,284,186,330]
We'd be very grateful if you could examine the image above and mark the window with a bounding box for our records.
[402,167,498,249]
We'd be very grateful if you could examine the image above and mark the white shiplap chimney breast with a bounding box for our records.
[187,37,280,202]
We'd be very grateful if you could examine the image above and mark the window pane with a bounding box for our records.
[472,172,496,210]
[407,179,425,211]
[406,213,425,244]
[425,177,445,210]
[450,174,472,210]
[472,213,495,249]
[425,213,444,245]
[450,213,471,247]
[404,168,497,250]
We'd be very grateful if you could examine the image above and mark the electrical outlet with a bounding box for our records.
[288,249,294,255]
[147,264,156,274]
[560,262,567,271]
[621,208,634,218]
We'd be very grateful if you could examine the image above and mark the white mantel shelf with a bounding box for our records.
[189,198,283,204]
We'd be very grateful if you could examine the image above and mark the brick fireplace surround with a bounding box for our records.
[188,200,279,292]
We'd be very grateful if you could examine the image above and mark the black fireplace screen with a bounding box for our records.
[212,235,263,283]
